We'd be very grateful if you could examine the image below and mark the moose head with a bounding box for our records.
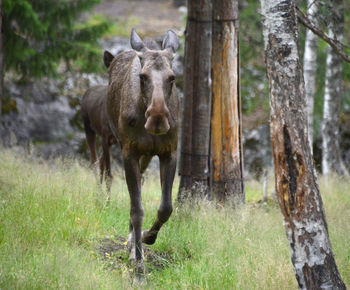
[104,28,179,135]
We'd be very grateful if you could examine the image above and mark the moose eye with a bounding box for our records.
[168,75,176,84]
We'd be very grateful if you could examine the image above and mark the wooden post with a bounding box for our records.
[178,0,212,201]
[211,0,244,205]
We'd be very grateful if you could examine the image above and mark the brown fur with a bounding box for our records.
[81,85,117,195]
[104,29,179,275]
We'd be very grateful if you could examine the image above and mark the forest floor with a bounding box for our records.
[1,147,349,289]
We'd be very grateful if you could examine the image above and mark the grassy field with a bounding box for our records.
[0,148,349,289]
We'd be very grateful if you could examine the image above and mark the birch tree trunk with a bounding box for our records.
[178,0,212,201]
[211,0,244,205]
[260,0,345,288]
[303,0,319,153]
[322,0,345,176]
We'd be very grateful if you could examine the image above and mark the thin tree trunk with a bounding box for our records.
[303,0,319,153]
[0,0,3,116]
[262,169,268,202]
[260,0,345,288]
[322,0,345,176]
[178,0,212,201]
[211,0,244,205]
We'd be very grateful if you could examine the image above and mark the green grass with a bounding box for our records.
[0,148,349,289]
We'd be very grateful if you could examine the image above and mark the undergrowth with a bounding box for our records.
[0,147,349,289]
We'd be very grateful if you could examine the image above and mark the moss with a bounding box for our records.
[1,97,18,114]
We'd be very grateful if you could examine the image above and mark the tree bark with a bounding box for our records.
[178,0,212,201]
[303,0,319,153]
[260,0,346,289]
[211,0,244,205]
[322,0,345,176]
[0,0,3,116]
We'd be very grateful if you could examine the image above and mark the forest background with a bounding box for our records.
[1,0,350,177]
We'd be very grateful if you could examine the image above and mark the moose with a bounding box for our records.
[81,85,117,196]
[104,28,179,275]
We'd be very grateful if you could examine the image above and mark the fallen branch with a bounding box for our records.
[296,6,350,63]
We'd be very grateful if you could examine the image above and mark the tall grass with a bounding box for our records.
[0,148,349,289]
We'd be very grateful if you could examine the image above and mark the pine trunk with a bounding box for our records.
[0,0,3,115]
[211,0,244,205]
[260,0,345,288]
[303,0,319,153]
[322,0,345,176]
[178,0,212,201]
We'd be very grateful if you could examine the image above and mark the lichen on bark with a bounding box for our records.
[260,0,346,288]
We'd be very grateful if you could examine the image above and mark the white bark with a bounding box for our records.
[322,0,345,176]
[303,0,319,153]
[260,0,345,288]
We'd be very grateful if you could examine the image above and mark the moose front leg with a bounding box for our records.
[142,151,176,245]
[123,150,144,274]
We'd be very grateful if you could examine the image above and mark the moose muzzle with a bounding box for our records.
[144,103,170,135]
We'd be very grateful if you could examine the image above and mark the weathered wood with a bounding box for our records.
[211,0,244,205]
[260,0,346,288]
[178,0,212,201]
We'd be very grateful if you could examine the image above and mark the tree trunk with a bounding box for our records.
[260,0,346,289]
[303,0,319,153]
[211,0,244,205]
[0,0,3,116]
[322,0,345,176]
[178,0,212,201]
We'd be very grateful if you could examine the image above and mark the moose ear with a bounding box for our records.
[130,28,145,51]
[162,30,179,53]
[104,51,114,68]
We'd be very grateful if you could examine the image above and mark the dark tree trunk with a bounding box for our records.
[0,0,3,115]
[211,0,244,205]
[260,0,346,288]
[178,0,212,201]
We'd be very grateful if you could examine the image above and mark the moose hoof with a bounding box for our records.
[132,260,146,286]
[127,232,134,251]
[129,247,136,263]
[142,230,158,245]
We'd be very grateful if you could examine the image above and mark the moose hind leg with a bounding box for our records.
[142,152,176,245]
[99,152,105,185]
[139,155,152,174]
[83,116,98,166]
[102,137,113,202]
[123,151,145,274]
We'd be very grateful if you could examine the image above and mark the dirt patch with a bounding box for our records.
[97,235,173,272]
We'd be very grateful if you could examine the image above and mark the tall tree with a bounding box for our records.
[260,0,345,288]
[211,0,244,204]
[2,0,110,79]
[322,0,346,176]
[303,0,319,153]
[0,0,3,115]
[178,0,212,201]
